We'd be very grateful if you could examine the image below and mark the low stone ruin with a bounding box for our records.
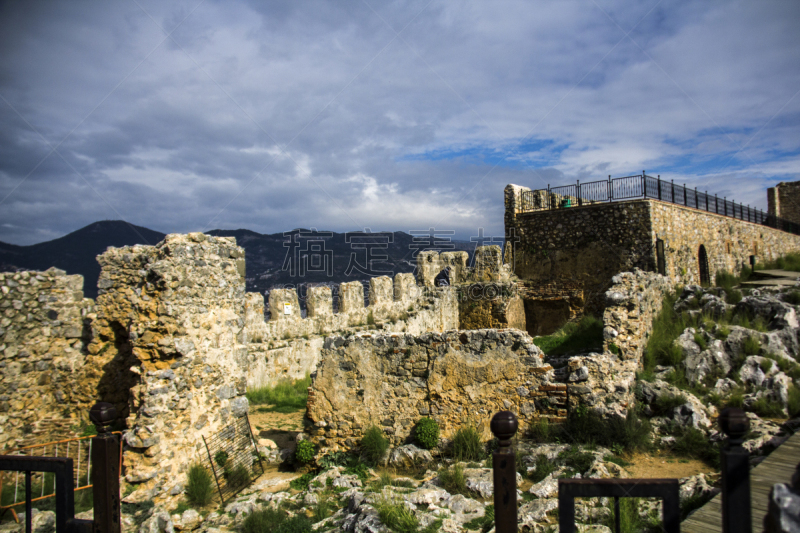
[305,328,566,451]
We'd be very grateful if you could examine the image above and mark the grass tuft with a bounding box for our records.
[532,315,604,355]
[452,425,483,462]
[246,374,311,409]
[185,463,214,507]
[361,426,390,465]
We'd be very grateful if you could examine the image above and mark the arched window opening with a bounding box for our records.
[698,245,710,285]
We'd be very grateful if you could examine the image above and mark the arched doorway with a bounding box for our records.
[698,245,710,285]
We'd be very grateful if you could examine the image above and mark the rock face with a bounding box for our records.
[306,329,557,450]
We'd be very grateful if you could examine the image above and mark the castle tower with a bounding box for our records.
[768,180,800,225]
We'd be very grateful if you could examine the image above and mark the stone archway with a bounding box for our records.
[698,244,710,285]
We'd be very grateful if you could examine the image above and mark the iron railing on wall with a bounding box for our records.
[519,172,800,236]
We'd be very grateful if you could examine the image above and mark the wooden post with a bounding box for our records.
[491,411,518,533]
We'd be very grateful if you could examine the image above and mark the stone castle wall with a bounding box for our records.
[505,184,800,318]
[244,276,458,389]
[0,269,94,450]
[305,329,566,451]
[650,200,800,283]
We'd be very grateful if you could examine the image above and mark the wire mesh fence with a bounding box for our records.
[0,432,122,520]
[519,173,800,236]
[201,414,264,505]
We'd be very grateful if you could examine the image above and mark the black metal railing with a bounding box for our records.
[489,408,758,533]
[519,172,800,236]
[0,403,120,533]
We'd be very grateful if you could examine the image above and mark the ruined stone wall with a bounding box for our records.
[306,329,566,451]
[768,180,800,226]
[0,269,94,450]
[94,233,250,503]
[244,274,458,389]
[650,201,800,284]
[545,269,674,417]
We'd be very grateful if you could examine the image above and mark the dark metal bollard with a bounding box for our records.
[491,411,518,533]
[89,402,121,533]
[719,407,751,533]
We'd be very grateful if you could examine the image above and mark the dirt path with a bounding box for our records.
[624,452,715,479]
[249,406,305,450]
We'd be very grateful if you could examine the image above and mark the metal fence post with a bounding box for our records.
[719,407,751,533]
[491,411,518,533]
[89,402,121,533]
[577,180,582,206]
[657,175,662,200]
[608,175,612,202]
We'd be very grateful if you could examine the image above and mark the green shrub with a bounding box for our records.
[608,342,620,355]
[757,251,800,272]
[361,426,389,464]
[726,388,745,408]
[750,396,785,418]
[717,324,731,339]
[532,315,604,355]
[603,497,660,533]
[789,385,800,418]
[375,497,419,533]
[652,393,688,415]
[693,333,707,351]
[438,464,469,496]
[242,508,313,533]
[559,446,594,475]
[727,289,743,305]
[528,454,555,483]
[246,374,311,408]
[289,472,314,491]
[414,418,440,450]
[366,311,375,326]
[223,464,250,490]
[528,418,551,443]
[452,425,483,462]
[295,440,316,464]
[670,426,720,468]
[185,463,214,507]
[785,291,800,305]
[743,336,761,356]
[558,408,650,453]
[214,450,229,468]
[759,359,774,374]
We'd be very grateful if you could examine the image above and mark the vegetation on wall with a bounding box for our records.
[532,315,604,355]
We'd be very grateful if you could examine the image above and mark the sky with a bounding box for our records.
[1,0,799,245]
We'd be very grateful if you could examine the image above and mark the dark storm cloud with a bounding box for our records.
[1,0,799,245]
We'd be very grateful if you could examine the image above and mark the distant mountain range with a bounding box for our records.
[0,221,475,299]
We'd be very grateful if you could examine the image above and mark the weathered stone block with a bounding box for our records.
[307,286,333,317]
[338,281,364,313]
[368,276,392,306]
[268,289,300,320]
[393,273,417,301]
